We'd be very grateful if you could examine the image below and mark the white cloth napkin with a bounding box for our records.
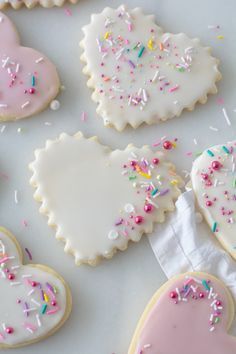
[148,190,236,333]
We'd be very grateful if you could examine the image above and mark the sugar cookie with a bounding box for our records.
[191,141,236,260]
[0,12,60,121]
[0,227,72,348]
[129,272,236,354]
[81,5,221,131]
[29,132,183,265]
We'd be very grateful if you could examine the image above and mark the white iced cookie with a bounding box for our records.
[80,5,221,131]
[29,132,183,266]
[191,141,236,259]
[0,0,76,9]
[0,227,72,348]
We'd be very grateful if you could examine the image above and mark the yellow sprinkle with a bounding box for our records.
[217,35,224,40]
[170,179,179,186]
[148,39,154,50]
[104,32,111,39]
[172,142,177,148]
[44,292,49,303]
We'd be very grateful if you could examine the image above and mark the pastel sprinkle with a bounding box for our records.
[138,46,145,58]
[222,145,230,154]
[41,304,47,314]
[207,149,214,157]
[202,279,210,291]
[212,222,217,233]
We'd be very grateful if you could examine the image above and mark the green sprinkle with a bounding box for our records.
[222,145,230,154]
[207,149,214,157]
[151,188,159,196]
[233,179,236,188]
[133,43,139,50]
[212,221,217,233]
[202,279,210,291]
[178,67,185,72]
[41,304,47,314]
[214,317,220,324]
[31,76,36,87]
[195,151,203,157]
[138,46,145,58]
[129,175,136,181]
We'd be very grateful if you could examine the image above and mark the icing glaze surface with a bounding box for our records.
[81,5,221,131]
[30,132,183,265]
[191,142,236,259]
[130,273,236,354]
[0,0,77,9]
[0,12,60,121]
[0,228,69,347]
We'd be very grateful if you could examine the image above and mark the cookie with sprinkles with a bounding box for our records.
[80,5,221,131]
[128,272,236,354]
[0,0,76,9]
[0,12,60,121]
[29,131,183,266]
[0,227,72,348]
[191,141,236,260]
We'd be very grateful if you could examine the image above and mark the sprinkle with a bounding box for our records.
[128,60,136,69]
[14,190,19,204]
[209,126,218,132]
[46,306,59,315]
[81,111,87,122]
[202,279,210,291]
[233,179,236,188]
[10,281,21,286]
[31,299,40,307]
[31,76,36,87]
[217,35,224,40]
[41,304,47,315]
[64,7,72,16]
[169,85,179,93]
[21,101,30,109]
[35,57,44,64]
[222,108,231,126]
[0,104,8,108]
[138,46,145,58]
[212,222,217,233]
[222,145,230,154]
[25,248,32,260]
[207,149,214,157]
[36,314,41,327]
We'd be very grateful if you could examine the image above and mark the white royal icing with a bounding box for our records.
[30,132,183,265]
[191,141,236,259]
[0,228,68,347]
[81,5,221,131]
[0,0,77,9]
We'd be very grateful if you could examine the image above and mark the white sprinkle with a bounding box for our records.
[2,57,9,68]
[222,107,231,126]
[131,151,137,158]
[36,314,41,327]
[10,282,21,286]
[143,89,148,102]
[210,326,215,332]
[11,265,20,270]
[31,299,40,307]
[193,138,198,145]
[26,327,34,334]
[0,125,6,134]
[2,323,6,330]
[0,104,8,108]
[35,57,44,64]
[176,287,181,301]
[209,125,219,132]
[22,274,32,278]
[152,70,159,82]
[143,344,151,349]
[214,179,218,187]
[27,289,35,296]
[0,17,3,23]
[44,122,52,126]
[21,101,30,109]
[14,190,19,204]
[15,63,20,73]
[23,307,37,313]
[208,287,213,299]
[211,299,217,307]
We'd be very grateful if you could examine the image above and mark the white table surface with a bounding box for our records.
[1,0,236,353]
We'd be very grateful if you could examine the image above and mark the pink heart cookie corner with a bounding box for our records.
[0,12,60,121]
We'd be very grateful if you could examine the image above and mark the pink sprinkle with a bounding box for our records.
[64,7,72,16]
[186,152,193,156]
[46,306,59,315]
[22,220,28,227]
[81,111,87,122]
[25,248,32,261]
[0,256,9,264]
[169,85,179,93]
[24,322,37,331]
[128,23,132,32]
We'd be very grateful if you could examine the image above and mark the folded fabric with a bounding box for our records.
[148,190,236,334]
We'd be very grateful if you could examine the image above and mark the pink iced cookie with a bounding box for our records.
[0,12,60,121]
[129,272,236,354]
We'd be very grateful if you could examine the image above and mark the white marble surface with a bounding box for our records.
[0,0,236,353]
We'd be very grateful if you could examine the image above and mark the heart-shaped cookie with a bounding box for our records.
[29,132,183,265]
[0,227,71,348]
[191,141,236,260]
[80,5,221,131]
[0,0,77,11]
[129,272,236,354]
[0,12,60,121]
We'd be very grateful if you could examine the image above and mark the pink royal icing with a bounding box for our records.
[0,12,60,121]
[134,274,236,354]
